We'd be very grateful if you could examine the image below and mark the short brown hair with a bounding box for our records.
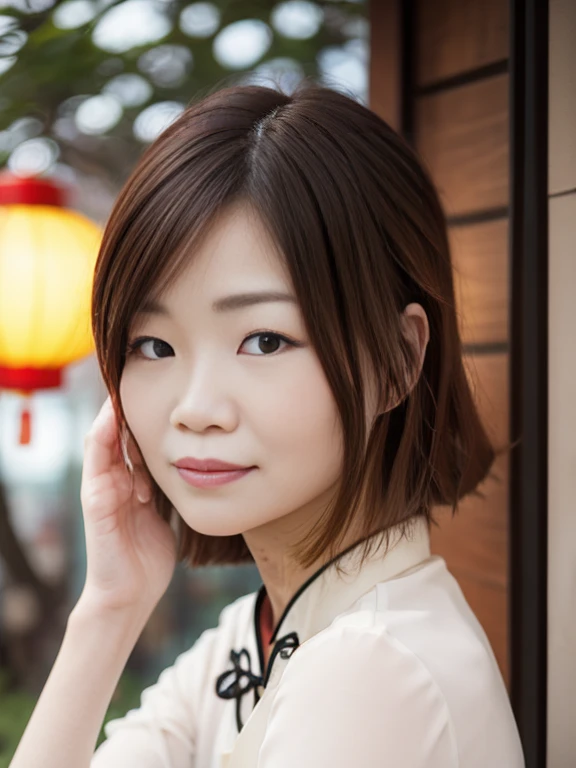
[92,81,494,570]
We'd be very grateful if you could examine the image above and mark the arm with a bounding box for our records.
[90,594,250,768]
[90,620,217,768]
[9,602,145,768]
[10,396,178,767]
[257,624,459,768]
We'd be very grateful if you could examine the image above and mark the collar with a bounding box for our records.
[256,514,431,665]
[216,515,431,733]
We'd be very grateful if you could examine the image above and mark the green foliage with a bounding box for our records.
[0,667,146,765]
[0,670,36,768]
[0,0,368,185]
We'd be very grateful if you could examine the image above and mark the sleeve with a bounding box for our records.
[256,624,459,768]
[91,599,240,768]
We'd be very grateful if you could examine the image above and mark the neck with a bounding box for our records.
[242,489,375,630]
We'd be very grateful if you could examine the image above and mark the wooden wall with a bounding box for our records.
[370,0,512,684]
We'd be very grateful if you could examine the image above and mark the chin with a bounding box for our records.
[174,508,248,539]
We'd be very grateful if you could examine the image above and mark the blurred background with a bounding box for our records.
[0,0,369,764]
[1,1,574,767]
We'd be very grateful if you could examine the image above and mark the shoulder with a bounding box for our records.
[102,590,257,738]
[286,621,456,716]
[268,560,523,768]
[335,556,508,701]
[261,624,458,767]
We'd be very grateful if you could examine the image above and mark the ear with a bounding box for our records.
[371,303,430,422]
[400,303,430,394]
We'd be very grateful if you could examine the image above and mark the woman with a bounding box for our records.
[10,82,525,768]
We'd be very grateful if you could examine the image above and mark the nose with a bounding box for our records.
[169,359,238,433]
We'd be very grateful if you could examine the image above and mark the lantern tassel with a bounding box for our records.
[19,403,32,445]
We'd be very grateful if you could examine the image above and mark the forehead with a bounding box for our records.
[174,203,290,295]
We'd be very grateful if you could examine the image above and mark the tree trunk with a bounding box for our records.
[0,482,66,691]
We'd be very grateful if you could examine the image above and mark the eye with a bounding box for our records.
[126,337,174,360]
[240,331,297,356]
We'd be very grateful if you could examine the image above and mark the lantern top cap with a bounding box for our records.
[0,172,68,208]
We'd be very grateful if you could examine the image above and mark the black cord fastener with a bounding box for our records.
[215,632,300,733]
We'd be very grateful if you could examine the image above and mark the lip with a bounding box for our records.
[174,457,253,472]
[175,466,255,489]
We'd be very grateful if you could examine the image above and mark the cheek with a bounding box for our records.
[256,356,344,484]
[119,373,139,433]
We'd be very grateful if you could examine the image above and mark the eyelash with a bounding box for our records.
[125,331,302,360]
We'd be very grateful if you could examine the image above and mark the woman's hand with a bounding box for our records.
[77,396,177,619]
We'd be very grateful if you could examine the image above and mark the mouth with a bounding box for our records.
[174,457,253,472]
[174,465,256,489]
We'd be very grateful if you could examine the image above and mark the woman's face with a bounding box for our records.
[120,203,348,538]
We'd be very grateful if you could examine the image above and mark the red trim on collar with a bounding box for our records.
[259,592,274,651]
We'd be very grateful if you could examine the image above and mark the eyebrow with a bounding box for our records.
[137,291,298,316]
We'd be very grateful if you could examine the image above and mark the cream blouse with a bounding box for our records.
[91,517,525,767]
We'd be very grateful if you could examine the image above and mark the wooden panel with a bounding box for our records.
[372,0,511,687]
[450,219,509,345]
[416,0,510,86]
[463,352,509,447]
[432,453,509,588]
[431,353,509,683]
[369,0,401,130]
[416,75,509,216]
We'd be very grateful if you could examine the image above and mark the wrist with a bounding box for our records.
[69,593,150,646]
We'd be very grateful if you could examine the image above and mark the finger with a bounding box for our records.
[83,397,123,481]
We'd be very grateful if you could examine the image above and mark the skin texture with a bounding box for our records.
[120,202,430,633]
